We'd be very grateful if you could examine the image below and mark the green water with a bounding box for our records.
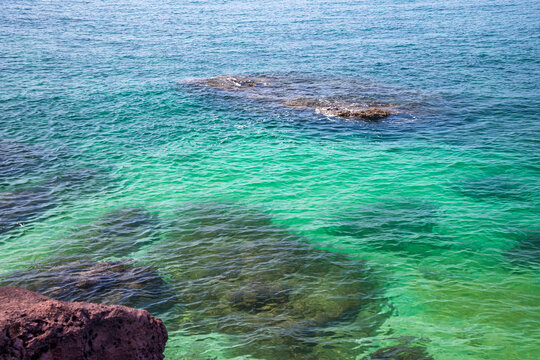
[1,0,539,359]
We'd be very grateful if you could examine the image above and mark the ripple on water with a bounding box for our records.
[504,230,540,269]
[361,337,434,360]
[59,206,161,260]
[149,202,389,359]
[453,176,533,202]
[0,186,54,235]
[323,198,451,257]
[0,140,47,181]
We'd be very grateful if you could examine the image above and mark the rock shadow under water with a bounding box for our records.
[0,186,55,235]
[149,202,389,359]
[0,259,177,316]
[324,198,451,257]
[60,206,161,260]
[504,230,540,269]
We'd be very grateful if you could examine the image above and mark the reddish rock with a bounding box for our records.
[0,287,167,360]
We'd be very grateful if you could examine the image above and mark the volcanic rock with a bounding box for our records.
[0,287,167,360]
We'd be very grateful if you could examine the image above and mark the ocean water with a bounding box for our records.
[1,0,539,359]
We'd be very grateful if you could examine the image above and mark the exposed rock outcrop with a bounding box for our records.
[0,260,176,315]
[0,287,167,360]
[187,74,396,121]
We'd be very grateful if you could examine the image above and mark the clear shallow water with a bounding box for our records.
[0,0,539,359]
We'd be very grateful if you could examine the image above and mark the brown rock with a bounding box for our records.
[0,287,167,360]
[318,107,393,121]
[187,74,396,122]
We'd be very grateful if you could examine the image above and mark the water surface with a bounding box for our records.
[1,0,539,359]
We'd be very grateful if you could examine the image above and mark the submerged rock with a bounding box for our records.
[46,166,116,200]
[505,230,540,268]
[149,202,388,359]
[187,74,396,122]
[324,198,448,256]
[63,206,161,259]
[0,260,176,315]
[0,286,167,360]
[362,345,434,360]
[0,141,46,180]
[0,187,54,234]
[453,176,530,202]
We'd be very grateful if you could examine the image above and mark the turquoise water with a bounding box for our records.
[1,0,539,359]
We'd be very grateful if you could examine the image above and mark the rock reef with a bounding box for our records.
[187,74,396,121]
[0,287,167,360]
[362,345,434,360]
[324,198,449,256]
[66,207,161,259]
[0,187,54,234]
[150,202,389,359]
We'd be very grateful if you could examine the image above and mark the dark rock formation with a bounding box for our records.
[362,345,434,360]
[62,207,160,259]
[149,202,389,359]
[187,74,396,122]
[324,198,450,256]
[0,187,54,234]
[0,141,45,180]
[0,260,176,316]
[0,287,167,360]
[319,107,393,121]
[505,230,540,268]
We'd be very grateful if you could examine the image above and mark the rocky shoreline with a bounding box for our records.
[0,287,167,360]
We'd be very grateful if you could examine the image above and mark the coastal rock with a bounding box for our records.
[317,107,393,121]
[0,260,176,315]
[0,286,167,360]
[188,74,396,121]
[150,202,388,359]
